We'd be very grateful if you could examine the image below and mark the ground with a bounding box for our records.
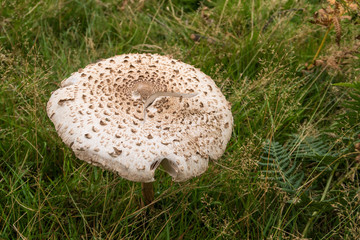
[1,0,360,239]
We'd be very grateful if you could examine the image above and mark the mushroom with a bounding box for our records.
[47,54,233,205]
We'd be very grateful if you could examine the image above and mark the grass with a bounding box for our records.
[1,0,360,239]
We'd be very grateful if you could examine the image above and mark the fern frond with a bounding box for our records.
[259,135,338,195]
[259,140,303,194]
[289,135,338,161]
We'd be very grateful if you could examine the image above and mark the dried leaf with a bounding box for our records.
[313,41,360,70]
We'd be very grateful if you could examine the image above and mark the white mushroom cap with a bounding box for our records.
[47,54,233,182]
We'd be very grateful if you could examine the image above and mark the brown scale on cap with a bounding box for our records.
[47,53,233,183]
[134,82,156,100]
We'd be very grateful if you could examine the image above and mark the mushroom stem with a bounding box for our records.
[141,182,154,206]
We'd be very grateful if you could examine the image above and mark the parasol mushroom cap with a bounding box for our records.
[47,54,233,182]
